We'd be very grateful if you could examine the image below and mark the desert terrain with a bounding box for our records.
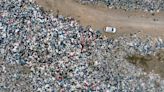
[34,0,164,78]
[1,0,164,91]
[35,0,164,38]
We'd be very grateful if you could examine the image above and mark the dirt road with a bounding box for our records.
[35,0,164,37]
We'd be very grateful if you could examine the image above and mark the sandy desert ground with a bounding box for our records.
[35,0,164,38]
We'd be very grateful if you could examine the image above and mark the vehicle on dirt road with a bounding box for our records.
[104,27,117,33]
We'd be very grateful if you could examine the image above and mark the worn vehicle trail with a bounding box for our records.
[35,0,164,37]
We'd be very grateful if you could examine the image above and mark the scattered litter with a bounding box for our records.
[0,0,164,91]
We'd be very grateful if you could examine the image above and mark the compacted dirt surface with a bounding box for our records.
[35,0,164,38]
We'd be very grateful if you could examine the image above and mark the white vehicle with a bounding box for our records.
[104,27,117,33]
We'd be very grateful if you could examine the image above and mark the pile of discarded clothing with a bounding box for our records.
[79,0,164,12]
[0,0,164,91]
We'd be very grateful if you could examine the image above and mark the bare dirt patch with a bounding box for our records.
[126,50,164,78]
[34,0,164,38]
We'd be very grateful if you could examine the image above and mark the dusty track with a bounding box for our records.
[35,0,164,37]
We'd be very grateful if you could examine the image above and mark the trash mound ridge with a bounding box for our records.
[0,0,164,91]
[79,0,164,12]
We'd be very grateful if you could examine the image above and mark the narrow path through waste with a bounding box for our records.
[35,0,164,38]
